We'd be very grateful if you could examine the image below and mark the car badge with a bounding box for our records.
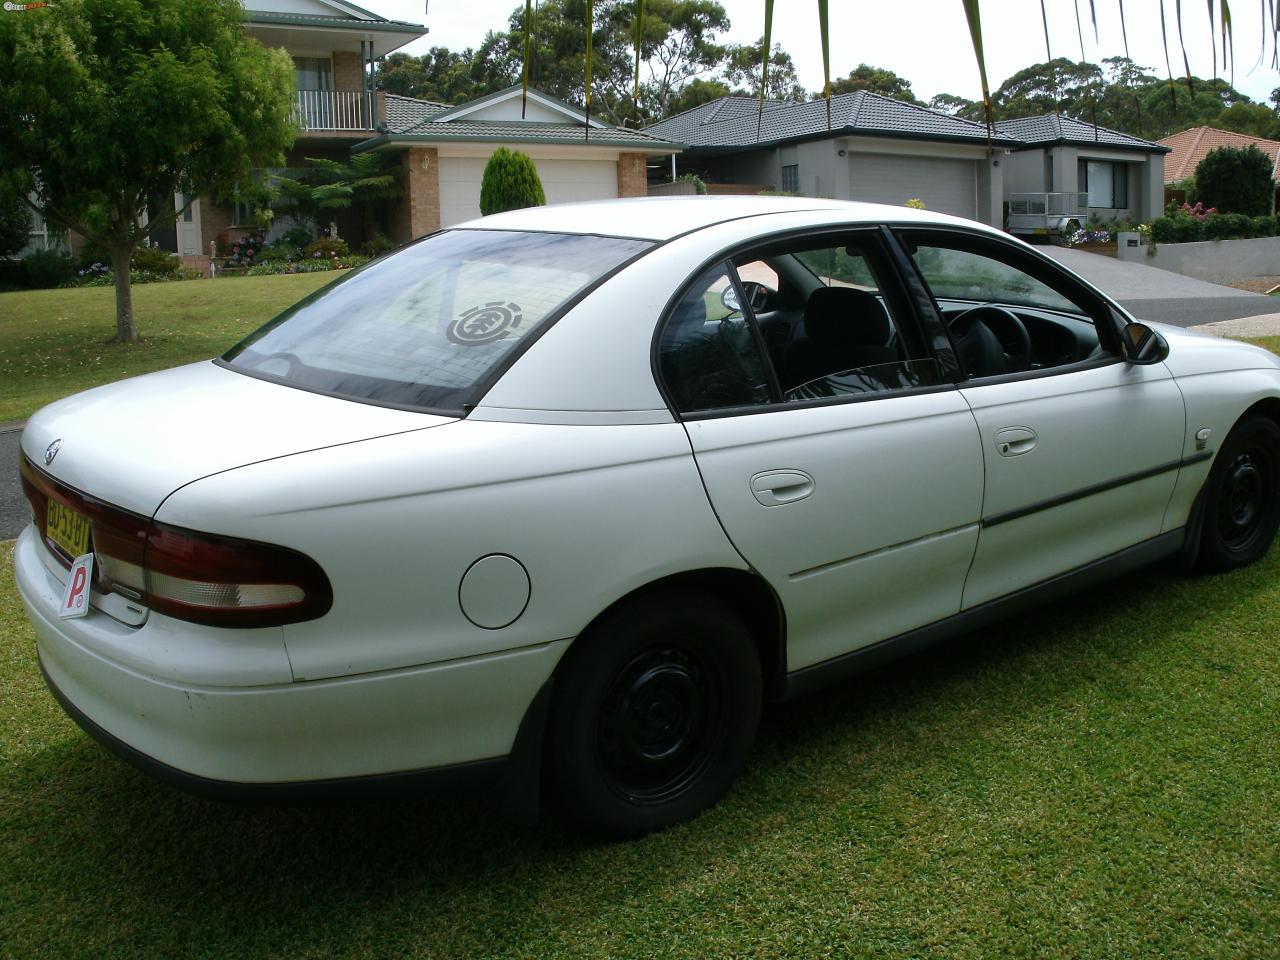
[44,439,62,466]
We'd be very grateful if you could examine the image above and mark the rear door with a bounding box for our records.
[658,230,984,672]
[897,230,1186,608]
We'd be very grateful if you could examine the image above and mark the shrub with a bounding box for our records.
[479,147,546,216]
[1149,216,1178,244]
[245,254,369,276]
[20,248,77,288]
[130,244,180,275]
[0,187,31,258]
[254,245,291,263]
[362,230,395,257]
[302,238,350,259]
[1251,215,1278,237]
[1192,145,1275,216]
[281,225,314,251]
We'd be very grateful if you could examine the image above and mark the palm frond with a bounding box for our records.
[1221,0,1234,85]
[758,0,774,140]
[1175,0,1196,93]
[521,0,533,119]
[1039,0,1059,114]
[1158,0,1179,110]
[818,0,831,130]
[585,0,594,140]
[1073,0,1087,60]
[633,0,645,119]
[960,0,993,143]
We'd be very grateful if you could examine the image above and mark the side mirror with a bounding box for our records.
[720,285,741,312]
[1121,322,1169,365]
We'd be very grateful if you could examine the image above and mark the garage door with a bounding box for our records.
[438,156,619,227]
[849,154,977,220]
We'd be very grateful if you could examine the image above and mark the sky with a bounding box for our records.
[370,0,1280,106]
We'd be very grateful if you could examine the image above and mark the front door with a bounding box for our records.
[175,193,202,256]
[898,231,1186,608]
[658,234,985,672]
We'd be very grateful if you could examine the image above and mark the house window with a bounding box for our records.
[293,57,333,91]
[781,164,799,194]
[1078,159,1129,209]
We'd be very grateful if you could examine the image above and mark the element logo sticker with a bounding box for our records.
[448,302,523,345]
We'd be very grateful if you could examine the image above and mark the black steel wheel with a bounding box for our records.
[1196,415,1280,572]
[548,588,761,838]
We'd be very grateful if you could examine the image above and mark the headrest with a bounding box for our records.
[803,286,891,348]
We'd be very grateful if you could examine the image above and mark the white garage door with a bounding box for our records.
[438,156,618,227]
[849,154,977,220]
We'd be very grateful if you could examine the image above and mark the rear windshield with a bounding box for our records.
[222,230,651,412]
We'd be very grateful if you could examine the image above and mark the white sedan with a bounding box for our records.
[14,197,1280,837]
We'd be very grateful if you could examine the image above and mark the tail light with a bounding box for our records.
[20,456,332,627]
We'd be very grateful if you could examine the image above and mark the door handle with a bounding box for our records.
[995,426,1038,458]
[750,470,815,506]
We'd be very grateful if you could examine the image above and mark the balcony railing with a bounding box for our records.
[294,89,375,132]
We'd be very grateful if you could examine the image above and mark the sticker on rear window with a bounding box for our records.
[447,301,523,345]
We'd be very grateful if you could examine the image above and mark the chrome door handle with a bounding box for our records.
[750,469,815,506]
[995,426,1038,458]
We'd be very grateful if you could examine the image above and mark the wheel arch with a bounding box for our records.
[562,567,788,700]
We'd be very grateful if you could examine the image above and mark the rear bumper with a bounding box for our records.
[15,526,567,791]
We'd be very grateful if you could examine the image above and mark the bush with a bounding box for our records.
[302,238,350,259]
[1192,145,1275,216]
[254,245,291,263]
[281,225,314,251]
[362,230,395,257]
[0,188,31,258]
[130,245,180,275]
[479,147,546,216]
[1149,216,1177,244]
[245,254,369,276]
[1251,215,1278,237]
[20,248,77,288]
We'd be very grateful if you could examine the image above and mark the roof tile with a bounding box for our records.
[1158,125,1280,181]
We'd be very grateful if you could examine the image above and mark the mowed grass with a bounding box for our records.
[0,273,338,423]
[1,538,1277,958]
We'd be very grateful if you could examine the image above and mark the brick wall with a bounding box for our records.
[390,147,441,242]
[200,201,233,256]
[617,152,649,197]
[332,51,363,92]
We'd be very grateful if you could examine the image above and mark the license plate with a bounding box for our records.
[47,499,91,558]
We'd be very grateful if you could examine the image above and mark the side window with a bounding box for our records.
[908,242,1105,380]
[765,240,941,402]
[658,263,772,414]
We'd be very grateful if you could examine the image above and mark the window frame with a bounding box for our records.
[651,225,962,421]
[889,225,1128,389]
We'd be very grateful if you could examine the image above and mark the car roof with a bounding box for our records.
[454,195,989,242]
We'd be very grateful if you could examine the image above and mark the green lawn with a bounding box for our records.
[1,538,1276,958]
[0,273,338,423]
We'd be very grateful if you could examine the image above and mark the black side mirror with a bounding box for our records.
[1121,322,1169,365]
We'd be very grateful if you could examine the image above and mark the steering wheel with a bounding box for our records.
[947,304,1032,377]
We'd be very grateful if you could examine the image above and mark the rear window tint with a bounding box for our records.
[222,230,651,412]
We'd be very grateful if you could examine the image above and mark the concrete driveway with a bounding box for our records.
[1040,247,1277,327]
[2,426,25,540]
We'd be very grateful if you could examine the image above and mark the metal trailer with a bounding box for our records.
[1006,192,1089,242]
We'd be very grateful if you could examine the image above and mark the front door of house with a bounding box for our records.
[176,193,202,256]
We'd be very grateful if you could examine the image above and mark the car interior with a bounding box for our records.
[659,232,1109,414]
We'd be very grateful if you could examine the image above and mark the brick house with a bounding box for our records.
[172,0,678,262]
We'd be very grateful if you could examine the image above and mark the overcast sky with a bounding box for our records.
[371,0,1280,106]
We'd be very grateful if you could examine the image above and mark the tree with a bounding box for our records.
[1215,102,1280,140]
[635,1,730,117]
[0,0,295,342]
[479,148,547,216]
[378,46,512,104]
[826,64,920,103]
[927,93,979,117]
[666,77,733,115]
[274,153,403,238]
[722,38,806,102]
[1192,145,1275,216]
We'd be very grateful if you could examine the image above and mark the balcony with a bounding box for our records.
[294,90,376,132]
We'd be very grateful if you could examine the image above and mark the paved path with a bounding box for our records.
[1039,247,1277,327]
[1,427,25,541]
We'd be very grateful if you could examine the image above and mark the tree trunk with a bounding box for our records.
[110,245,138,343]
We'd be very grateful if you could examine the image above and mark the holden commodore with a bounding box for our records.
[14,196,1280,838]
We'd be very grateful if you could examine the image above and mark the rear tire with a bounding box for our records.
[1195,415,1280,572]
[548,588,761,839]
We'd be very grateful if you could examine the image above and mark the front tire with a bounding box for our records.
[1195,415,1280,572]
[548,589,762,839]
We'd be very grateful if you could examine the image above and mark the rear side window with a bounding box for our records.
[658,263,772,414]
[223,230,651,413]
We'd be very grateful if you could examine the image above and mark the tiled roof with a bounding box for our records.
[362,119,678,152]
[1159,125,1280,182]
[996,114,1168,153]
[383,94,450,131]
[644,91,1017,150]
[245,11,426,33]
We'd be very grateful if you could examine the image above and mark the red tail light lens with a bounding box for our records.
[21,457,332,628]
